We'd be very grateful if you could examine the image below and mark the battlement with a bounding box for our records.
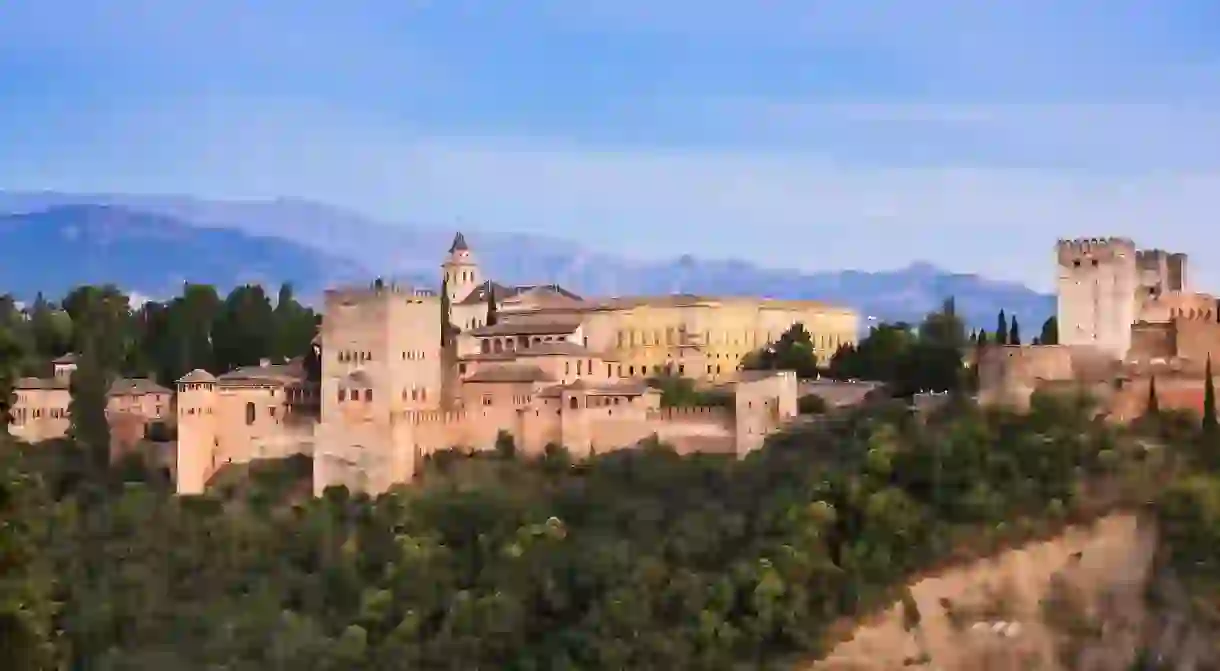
[402,409,468,426]
[1056,237,1136,265]
[325,281,436,306]
[647,406,732,422]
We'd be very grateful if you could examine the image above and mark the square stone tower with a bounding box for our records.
[313,281,444,495]
[1056,237,1138,360]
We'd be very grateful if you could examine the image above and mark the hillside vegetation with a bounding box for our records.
[4,386,1218,669]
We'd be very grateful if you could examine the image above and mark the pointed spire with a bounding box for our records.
[449,232,469,253]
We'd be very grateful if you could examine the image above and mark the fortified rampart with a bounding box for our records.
[977,345,1116,410]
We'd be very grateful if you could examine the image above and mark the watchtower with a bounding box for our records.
[1055,237,1138,360]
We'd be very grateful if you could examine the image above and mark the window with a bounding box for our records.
[338,389,346,402]
[365,389,373,402]
[576,360,583,375]
[245,402,256,425]
[482,394,493,406]
[481,340,491,354]
[569,396,579,410]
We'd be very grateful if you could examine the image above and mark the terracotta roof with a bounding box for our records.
[449,232,469,253]
[459,281,515,306]
[51,353,77,365]
[537,380,655,397]
[469,319,584,337]
[458,281,584,306]
[14,377,68,391]
[216,361,305,386]
[461,341,617,362]
[464,365,557,384]
[108,378,171,396]
[177,369,217,384]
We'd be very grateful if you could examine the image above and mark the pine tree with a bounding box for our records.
[976,328,989,347]
[1008,316,1021,345]
[996,310,1009,345]
[1204,356,1217,435]
[486,282,498,327]
[1147,375,1160,416]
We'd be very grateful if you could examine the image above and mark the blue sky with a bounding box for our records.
[2,1,1219,290]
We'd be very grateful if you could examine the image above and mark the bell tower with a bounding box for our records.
[441,232,481,303]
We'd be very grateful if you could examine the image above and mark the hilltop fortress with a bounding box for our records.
[174,234,859,496]
[980,237,1220,417]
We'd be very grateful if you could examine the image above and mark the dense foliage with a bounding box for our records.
[3,387,1203,670]
[0,283,318,386]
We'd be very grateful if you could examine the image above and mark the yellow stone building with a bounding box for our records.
[445,233,859,381]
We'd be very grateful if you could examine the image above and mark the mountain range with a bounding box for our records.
[0,191,1054,330]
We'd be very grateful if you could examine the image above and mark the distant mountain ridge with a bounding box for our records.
[0,191,1054,329]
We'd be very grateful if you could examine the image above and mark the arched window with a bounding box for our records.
[569,396,579,410]
[481,340,491,354]
[245,402,256,425]
[364,388,372,402]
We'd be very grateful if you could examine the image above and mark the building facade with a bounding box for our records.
[175,233,852,496]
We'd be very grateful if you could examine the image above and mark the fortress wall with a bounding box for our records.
[1173,317,1220,364]
[647,406,733,422]
[1108,374,1219,422]
[1138,291,1216,324]
[1129,322,1176,361]
[978,345,1076,408]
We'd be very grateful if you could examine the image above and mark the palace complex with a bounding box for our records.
[979,237,1220,418]
[8,232,851,496]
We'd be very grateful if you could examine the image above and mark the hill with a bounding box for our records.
[0,192,1053,327]
[0,205,368,301]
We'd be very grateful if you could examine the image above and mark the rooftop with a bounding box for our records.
[15,377,68,391]
[108,378,171,396]
[464,364,557,384]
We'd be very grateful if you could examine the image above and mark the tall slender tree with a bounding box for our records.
[1147,375,1160,417]
[995,310,1009,345]
[440,278,454,347]
[485,282,499,327]
[1008,316,1021,345]
[1204,356,1217,435]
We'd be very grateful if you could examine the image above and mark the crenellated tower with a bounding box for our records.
[442,232,481,303]
[1056,237,1138,360]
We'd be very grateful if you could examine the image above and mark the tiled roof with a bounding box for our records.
[458,282,584,306]
[449,232,469,253]
[177,369,217,384]
[216,361,305,386]
[51,353,77,365]
[464,365,557,384]
[469,319,584,337]
[458,281,516,305]
[108,378,172,396]
[14,377,68,390]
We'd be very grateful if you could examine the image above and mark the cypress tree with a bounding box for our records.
[440,279,453,347]
[1204,356,1217,435]
[996,310,1008,345]
[486,282,498,327]
[1009,316,1021,345]
[976,328,989,346]
[1147,375,1160,416]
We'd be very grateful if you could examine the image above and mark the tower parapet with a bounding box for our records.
[1056,237,1137,266]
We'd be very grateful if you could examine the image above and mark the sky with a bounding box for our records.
[2,1,1220,291]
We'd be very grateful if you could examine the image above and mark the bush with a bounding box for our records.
[798,394,828,415]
